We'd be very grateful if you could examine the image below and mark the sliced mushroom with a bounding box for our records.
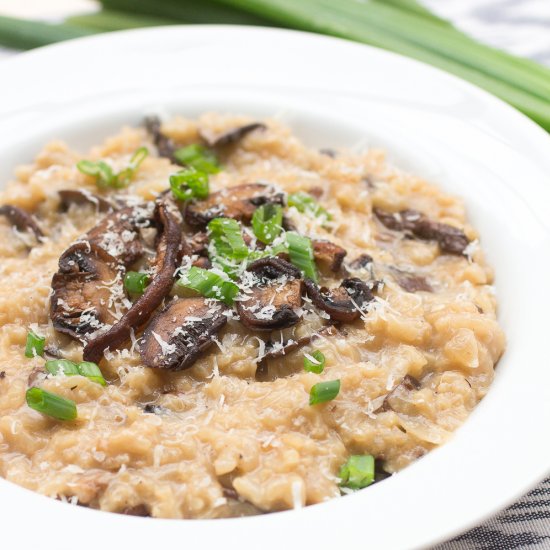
[200,122,266,148]
[144,115,176,161]
[50,242,122,340]
[373,207,470,255]
[141,297,227,370]
[237,257,303,331]
[304,277,375,323]
[312,240,347,272]
[0,204,44,241]
[185,183,284,227]
[391,268,432,293]
[58,190,114,213]
[349,254,373,270]
[83,199,182,363]
[376,375,421,413]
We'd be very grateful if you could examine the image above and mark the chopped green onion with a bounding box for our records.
[124,271,150,295]
[169,167,209,201]
[309,379,340,405]
[252,203,283,244]
[45,359,80,376]
[25,331,45,358]
[26,388,77,421]
[178,266,239,306]
[339,455,375,490]
[303,350,325,374]
[173,144,220,174]
[288,192,331,221]
[77,361,107,386]
[208,218,249,261]
[77,146,148,189]
[286,231,318,282]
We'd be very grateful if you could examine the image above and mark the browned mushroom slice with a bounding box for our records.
[141,297,227,370]
[0,204,44,241]
[237,257,303,331]
[312,240,347,272]
[304,277,375,323]
[391,268,432,293]
[144,115,176,161]
[58,190,114,213]
[373,207,470,255]
[200,122,266,148]
[83,200,182,363]
[376,375,421,413]
[349,254,373,270]
[185,183,284,227]
[50,242,122,340]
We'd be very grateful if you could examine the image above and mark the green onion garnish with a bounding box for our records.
[77,361,107,386]
[252,203,283,244]
[124,271,150,295]
[173,144,220,174]
[286,231,318,282]
[45,359,80,376]
[25,331,45,358]
[309,379,340,405]
[169,167,209,201]
[26,387,77,421]
[178,265,239,306]
[288,192,331,221]
[77,146,148,189]
[45,359,106,385]
[339,455,375,490]
[208,217,249,261]
[303,350,325,374]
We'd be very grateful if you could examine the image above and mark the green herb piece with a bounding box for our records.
[309,379,340,405]
[45,359,80,376]
[208,218,249,261]
[252,203,283,244]
[288,192,331,221]
[339,455,375,490]
[178,266,239,306]
[77,146,148,189]
[286,231,317,282]
[303,350,325,374]
[77,361,107,386]
[26,388,77,421]
[169,167,209,201]
[124,271,150,295]
[174,144,220,174]
[25,331,45,358]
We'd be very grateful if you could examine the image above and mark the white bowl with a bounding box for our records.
[1,26,549,550]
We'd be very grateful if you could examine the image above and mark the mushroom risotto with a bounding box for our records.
[0,114,505,518]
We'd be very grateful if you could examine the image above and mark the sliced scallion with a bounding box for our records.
[25,331,45,358]
[252,203,283,244]
[303,350,325,374]
[339,454,375,489]
[26,388,77,421]
[178,265,239,306]
[288,192,330,221]
[169,167,209,201]
[45,359,80,376]
[124,271,150,295]
[208,217,249,261]
[286,231,318,282]
[309,379,340,405]
[77,361,107,386]
[173,144,220,174]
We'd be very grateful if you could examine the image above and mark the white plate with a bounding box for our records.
[0,26,549,550]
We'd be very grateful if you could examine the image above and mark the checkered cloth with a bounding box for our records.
[423,1,550,548]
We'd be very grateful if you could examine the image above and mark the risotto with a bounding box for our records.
[0,113,505,518]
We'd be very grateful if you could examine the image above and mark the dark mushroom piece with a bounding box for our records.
[185,183,284,228]
[304,277,375,323]
[0,204,44,241]
[58,190,114,213]
[391,268,433,293]
[141,297,228,370]
[349,254,373,270]
[144,115,177,162]
[312,240,347,272]
[120,504,151,517]
[50,242,122,341]
[376,375,421,413]
[200,122,266,148]
[373,207,470,256]
[83,200,182,363]
[237,257,303,331]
